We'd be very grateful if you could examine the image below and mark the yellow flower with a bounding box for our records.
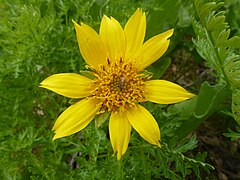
[40,8,194,160]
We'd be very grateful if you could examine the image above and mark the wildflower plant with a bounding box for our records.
[1,0,240,179]
[40,8,194,160]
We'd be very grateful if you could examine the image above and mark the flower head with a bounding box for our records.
[40,8,194,160]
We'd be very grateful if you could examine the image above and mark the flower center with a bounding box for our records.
[92,59,145,112]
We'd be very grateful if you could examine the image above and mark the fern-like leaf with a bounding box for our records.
[193,0,240,125]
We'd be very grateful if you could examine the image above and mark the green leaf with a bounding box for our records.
[224,36,240,48]
[192,32,222,75]
[183,154,214,171]
[147,58,171,79]
[194,82,227,118]
[174,135,198,153]
[232,90,240,125]
[193,0,240,125]
[170,81,230,139]
[199,2,216,19]
[95,111,110,128]
[80,70,96,80]
[139,69,153,79]
[216,29,230,47]
[207,14,228,31]
[223,126,240,141]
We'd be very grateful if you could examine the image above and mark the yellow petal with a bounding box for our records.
[100,15,126,62]
[109,111,131,160]
[73,20,107,70]
[126,105,160,146]
[124,8,146,59]
[40,73,94,98]
[52,98,100,140]
[144,80,195,104]
[134,29,174,70]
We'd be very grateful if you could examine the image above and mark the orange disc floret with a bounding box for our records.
[92,59,145,112]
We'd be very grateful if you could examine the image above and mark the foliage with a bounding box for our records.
[192,0,240,125]
[224,126,240,141]
[0,0,239,179]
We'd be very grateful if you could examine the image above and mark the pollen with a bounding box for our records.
[92,59,146,112]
